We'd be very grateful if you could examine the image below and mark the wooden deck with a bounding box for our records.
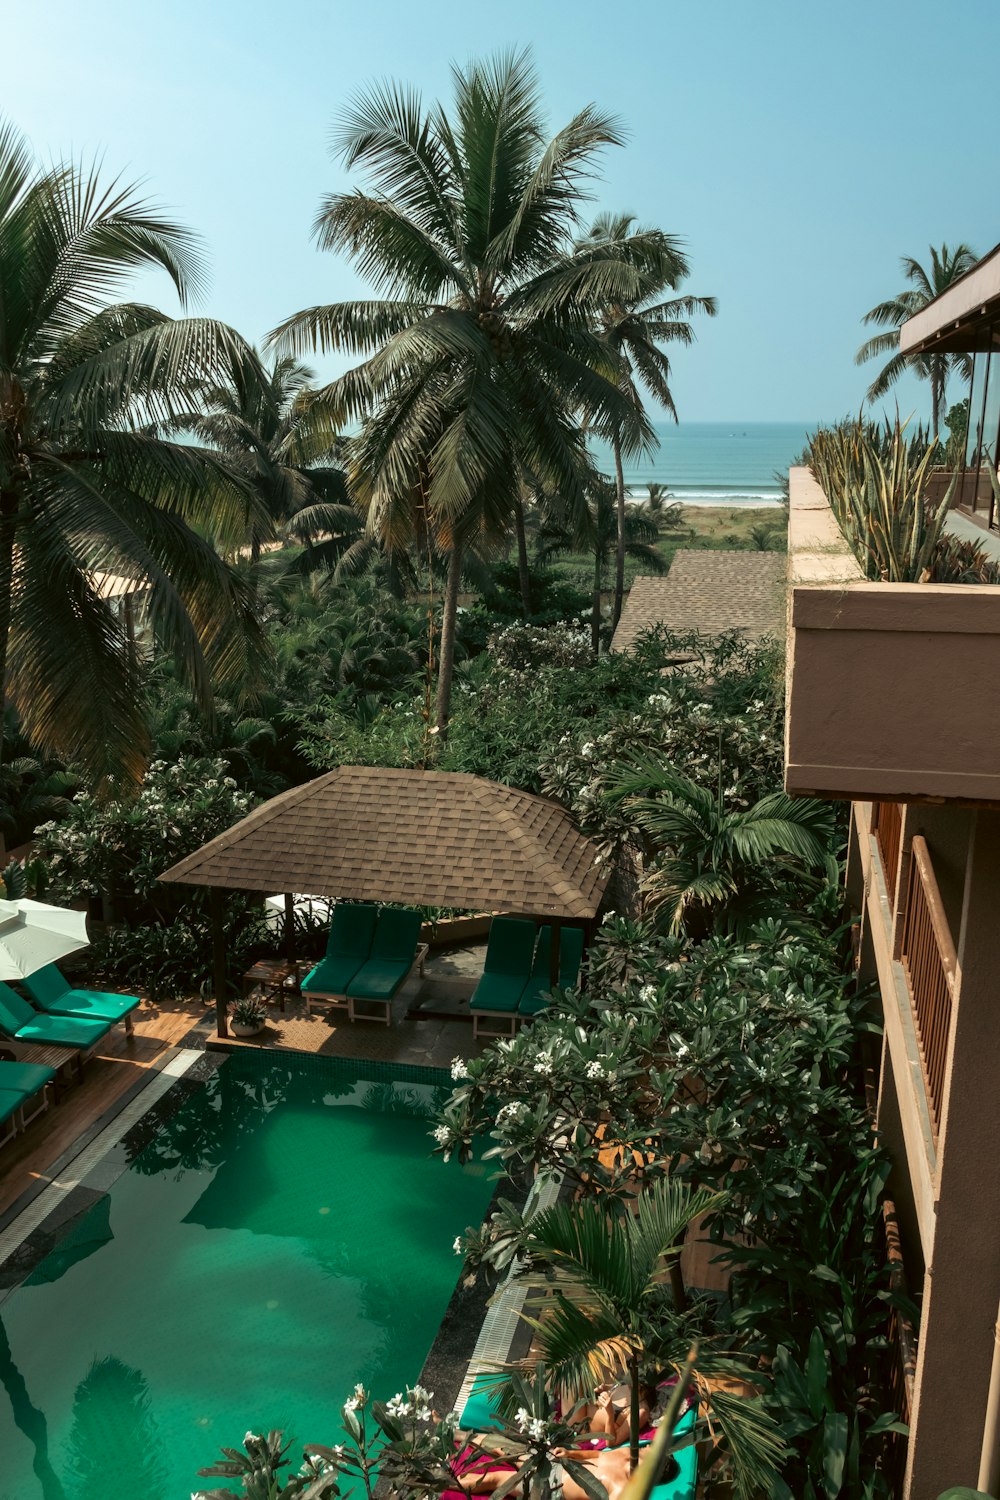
[0,996,208,1219]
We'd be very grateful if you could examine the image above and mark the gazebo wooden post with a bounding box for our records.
[549,917,562,989]
[210,886,228,1038]
[283,893,296,966]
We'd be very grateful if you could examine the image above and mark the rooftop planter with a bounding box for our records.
[784,467,1000,806]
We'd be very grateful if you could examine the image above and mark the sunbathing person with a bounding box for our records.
[450,1440,645,1500]
[583,1383,655,1447]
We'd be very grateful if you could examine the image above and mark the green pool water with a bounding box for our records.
[0,1052,492,1500]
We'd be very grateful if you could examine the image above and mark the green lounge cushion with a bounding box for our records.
[344,907,422,1000]
[470,917,537,1013]
[0,1061,55,1095]
[459,1373,504,1430]
[346,959,410,1001]
[368,907,423,963]
[0,984,110,1049]
[517,926,585,1015]
[649,1406,697,1500]
[482,917,537,976]
[325,903,379,963]
[302,956,363,995]
[23,966,139,1023]
[470,973,527,1012]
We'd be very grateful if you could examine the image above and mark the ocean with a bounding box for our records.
[590,420,814,506]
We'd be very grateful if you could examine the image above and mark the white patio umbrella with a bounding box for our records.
[0,898,89,982]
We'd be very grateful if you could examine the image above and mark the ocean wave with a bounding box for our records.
[625,489,783,507]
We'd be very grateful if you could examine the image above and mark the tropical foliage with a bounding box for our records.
[270,50,663,732]
[571,212,716,628]
[808,417,954,582]
[0,118,263,790]
[856,243,977,436]
[180,351,353,569]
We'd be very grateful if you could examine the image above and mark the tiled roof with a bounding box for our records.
[611,551,786,651]
[160,765,608,919]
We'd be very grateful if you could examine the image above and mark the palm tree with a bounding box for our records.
[642,482,684,532]
[856,243,978,438]
[537,475,666,654]
[0,120,264,791]
[572,213,716,631]
[182,352,356,570]
[610,762,836,937]
[510,1177,784,1496]
[270,50,649,734]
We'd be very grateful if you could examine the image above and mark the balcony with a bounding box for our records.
[785,468,1000,807]
[898,836,956,1145]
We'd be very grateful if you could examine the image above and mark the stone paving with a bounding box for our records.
[611,550,786,651]
[215,942,489,1072]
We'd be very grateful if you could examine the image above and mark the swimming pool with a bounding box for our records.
[0,1051,493,1500]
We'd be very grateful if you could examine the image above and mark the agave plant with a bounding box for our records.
[809,418,954,582]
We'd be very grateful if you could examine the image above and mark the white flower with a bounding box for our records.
[411,1385,431,1402]
[450,1057,470,1080]
[533,1055,553,1076]
[387,1394,413,1418]
[528,1417,547,1440]
[432,1124,451,1145]
[244,1432,259,1444]
[344,1396,360,1413]
[453,1236,464,1254]
[675,1042,690,1059]
[639,984,657,1003]
[354,1383,365,1397]
[515,1407,531,1432]
[585,1060,605,1080]
[581,742,594,758]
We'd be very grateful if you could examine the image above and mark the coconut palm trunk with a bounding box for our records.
[514,495,533,617]
[592,544,603,657]
[612,435,627,630]
[434,541,463,735]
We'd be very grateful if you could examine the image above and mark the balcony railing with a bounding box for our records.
[872,801,903,905]
[900,835,957,1141]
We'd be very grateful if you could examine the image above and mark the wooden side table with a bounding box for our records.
[242,959,301,1012]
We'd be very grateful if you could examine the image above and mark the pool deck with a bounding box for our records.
[0,944,488,1225]
[217,943,488,1070]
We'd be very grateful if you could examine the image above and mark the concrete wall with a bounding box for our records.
[785,469,1000,805]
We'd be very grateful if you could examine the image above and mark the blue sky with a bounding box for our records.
[7,0,1000,423]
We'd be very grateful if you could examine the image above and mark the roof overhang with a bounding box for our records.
[900,242,1000,356]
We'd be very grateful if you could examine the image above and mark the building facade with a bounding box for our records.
[786,255,1000,1498]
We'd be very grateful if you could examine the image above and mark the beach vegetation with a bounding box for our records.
[269,50,651,736]
[856,243,977,437]
[571,212,716,631]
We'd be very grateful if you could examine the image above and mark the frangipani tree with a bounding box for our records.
[271,49,650,733]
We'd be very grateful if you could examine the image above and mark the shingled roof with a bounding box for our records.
[160,765,608,920]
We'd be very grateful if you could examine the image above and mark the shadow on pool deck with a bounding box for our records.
[214,943,491,1071]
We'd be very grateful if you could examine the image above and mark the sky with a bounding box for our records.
[6,0,1000,424]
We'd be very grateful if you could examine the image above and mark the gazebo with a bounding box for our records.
[160,765,609,1035]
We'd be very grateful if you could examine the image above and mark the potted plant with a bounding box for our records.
[230,995,267,1038]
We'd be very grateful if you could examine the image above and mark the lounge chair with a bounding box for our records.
[469,917,537,1040]
[649,1404,698,1500]
[0,1059,56,1142]
[517,925,585,1019]
[301,902,379,1014]
[22,964,140,1034]
[346,907,425,1025]
[0,983,112,1056]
